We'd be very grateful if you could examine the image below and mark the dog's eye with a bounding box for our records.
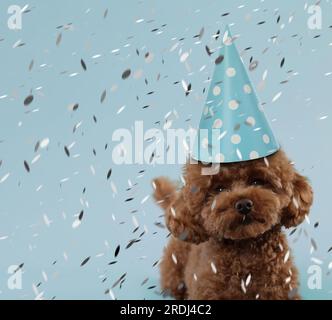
[250,179,266,186]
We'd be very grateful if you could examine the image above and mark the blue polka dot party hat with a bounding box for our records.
[192,25,279,163]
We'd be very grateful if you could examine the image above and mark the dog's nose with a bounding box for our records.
[235,199,253,215]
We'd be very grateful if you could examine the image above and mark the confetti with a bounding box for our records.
[249,60,258,71]
[241,279,246,293]
[64,146,70,157]
[0,173,10,184]
[114,245,120,257]
[215,55,224,65]
[24,95,34,106]
[180,52,189,63]
[205,45,213,56]
[272,91,282,103]
[80,58,87,71]
[280,57,285,68]
[245,274,251,287]
[56,33,62,46]
[29,60,34,71]
[100,89,107,103]
[284,250,290,263]
[210,262,217,273]
[171,253,177,264]
[24,161,30,173]
[103,8,108,19]
[72,219,81,229]
[39,138,50,149]
[107,168,112,180]
[80,256,90,267]
[122,69,131,79]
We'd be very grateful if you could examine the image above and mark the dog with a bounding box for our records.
[153,150,313,300]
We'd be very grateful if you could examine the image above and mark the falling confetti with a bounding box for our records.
[107,168,112,180]
[215,55,224,65]
[114,245,120,257]
[100,89,107,103]
[272,91,282,103]
[80,58,87,71]
[56,33,62,46]
[122,69,131,79]
[280,57,285,68]
[24,160,30,173]
[80,256,90,267]
[64,146,70,157]
[24,95,34,106]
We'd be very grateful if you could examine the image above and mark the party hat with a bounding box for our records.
[192,25,279,163]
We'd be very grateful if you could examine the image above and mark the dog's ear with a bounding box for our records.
[153,177,209,244]
[281,172,313,228]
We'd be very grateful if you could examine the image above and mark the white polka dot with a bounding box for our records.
[243,84,252,94]
[228,100,239,110]
[249,151,259,159]
[226,67,236,77]
[231,134,241,144]
[201,138,209,149]
[263,134,270,144]
[213,85,221,96]
[246,116,256,126]
[215,153,225,162]
[203,106,209,115]
[213,118,223,129]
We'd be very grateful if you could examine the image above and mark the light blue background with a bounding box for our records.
[0,0,331,299]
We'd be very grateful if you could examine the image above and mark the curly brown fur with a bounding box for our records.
[153,150,313,300]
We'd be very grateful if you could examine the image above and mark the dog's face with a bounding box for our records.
[182,150,313,241]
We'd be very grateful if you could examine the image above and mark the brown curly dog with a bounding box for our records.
[153,150,313,300]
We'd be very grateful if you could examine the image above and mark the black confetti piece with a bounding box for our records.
[100,89,107,103]
[24,95,34,106]
[80,256,90,267]
[107,168,112,180]
[56,32,62,46]
[205,45,212,56]
[215,55,224,65]
[28,60,34,71]
[112,273,126,288]
[114,245,120,257]
[280,57,285,68]
[34,141,40,152]
[185,83,192,96]
[24,160,30,173]
[103,8,108,19]
[80,58,87,71]
[64,146,70,157]
[122,69,131,79]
